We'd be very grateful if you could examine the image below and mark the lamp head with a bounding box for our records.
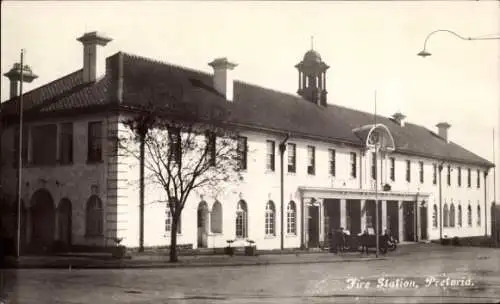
[417,49,432,58]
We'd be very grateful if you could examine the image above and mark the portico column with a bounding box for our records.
[398,200,404,242]
[340,199,347,229]
[318,198,324,243]
[381,200,387,232]
[360,199,367,232]
[416,201,421,241]
[302,197,311,248]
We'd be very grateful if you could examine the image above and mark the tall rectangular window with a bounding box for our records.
[433,164,437,185]
[390,157,395,181]
[419,161,424,183]
[32,124,58,165]
[477,169,480,188]
[206,132,216,166]
[266,140,275,171]
[447,165,451,186]
[328,149,336,176]
[59,123,73,164]
[237,136,247,170]
[458,167,462,187]
[165,208,181,234]
[287,143,296,173]
[88,121,102,163]
[405,160,411,182]
[350,152,357,178]
[307,146,315,175]
[467,168,471,188]
[168,127,181,165]
[371,152,377,180]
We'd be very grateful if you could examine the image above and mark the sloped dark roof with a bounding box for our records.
[1,51,494,168]
[1,69,110,117]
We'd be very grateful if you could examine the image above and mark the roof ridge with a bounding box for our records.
[1,69,83,105]
[117,51,312,102]
[118,51,214,77]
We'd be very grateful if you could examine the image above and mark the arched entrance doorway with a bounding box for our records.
[197,201,209,248]
[58,198,72,249]
[30,189,55,252]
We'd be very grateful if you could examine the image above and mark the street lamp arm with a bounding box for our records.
[418,29,500,57]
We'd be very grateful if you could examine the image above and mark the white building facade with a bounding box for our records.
[0,32,495,253]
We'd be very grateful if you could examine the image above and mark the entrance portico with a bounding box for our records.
[299,187,431,248]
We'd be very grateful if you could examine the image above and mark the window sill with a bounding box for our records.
[287,171,296,176]
[208,232,223,236]
[265,170,276,174]
[286,233,297,238]
[164,233,183,237]
[87,160,104,165]
[85,234,104,238]
[22,162,59,168]
[264,235,276,239]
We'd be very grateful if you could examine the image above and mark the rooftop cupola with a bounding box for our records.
[295,38,329,106]
[3,63,38,99]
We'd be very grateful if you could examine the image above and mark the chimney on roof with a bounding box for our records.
[208,57,238,101]
[391,112,407,127]
[436,122,451,143]
[77,31,112,83]
[3,63,38,99]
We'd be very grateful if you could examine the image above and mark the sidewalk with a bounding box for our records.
[2,251,387,269]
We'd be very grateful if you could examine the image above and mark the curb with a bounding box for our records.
[1,257,387,270]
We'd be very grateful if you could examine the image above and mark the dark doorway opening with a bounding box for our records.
[420,204,428,240]
[308,205,319,248]
[387,201,399,241]
[197,201,209,248]
[58,199,72,249]
[30,189,55,252]
[347,200,361,236]
[366,200,382,234]
[403,201,416,242]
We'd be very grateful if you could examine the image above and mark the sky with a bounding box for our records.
[1,1,499,201]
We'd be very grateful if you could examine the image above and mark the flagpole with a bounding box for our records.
[374,90,379,258]
[16,49,25,258]
[494,128,497,205]
[493,128,497,238]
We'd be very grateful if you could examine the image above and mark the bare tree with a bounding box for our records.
[118,88,242,262]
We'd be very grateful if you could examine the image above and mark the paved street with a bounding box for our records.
[1,244,499,303]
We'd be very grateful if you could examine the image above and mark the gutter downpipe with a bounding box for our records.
[438,162,444,243]
[484,170,488,236]
[279,133,290,251]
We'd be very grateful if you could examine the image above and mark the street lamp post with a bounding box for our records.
[417,29,500,58]
[3,50,38,258]
[279,133,290,251]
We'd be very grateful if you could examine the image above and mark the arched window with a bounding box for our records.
[432,205,438,228]
[467,204,472,227]
[211,201,223,233]
[86,195,103,236]
[287,201,296,235]
[443,204,449,227]
[265,201,276,236]
[236,200,248,238]
[477,204,481,227]
[458,204,462,227]
[449,204,455,227]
